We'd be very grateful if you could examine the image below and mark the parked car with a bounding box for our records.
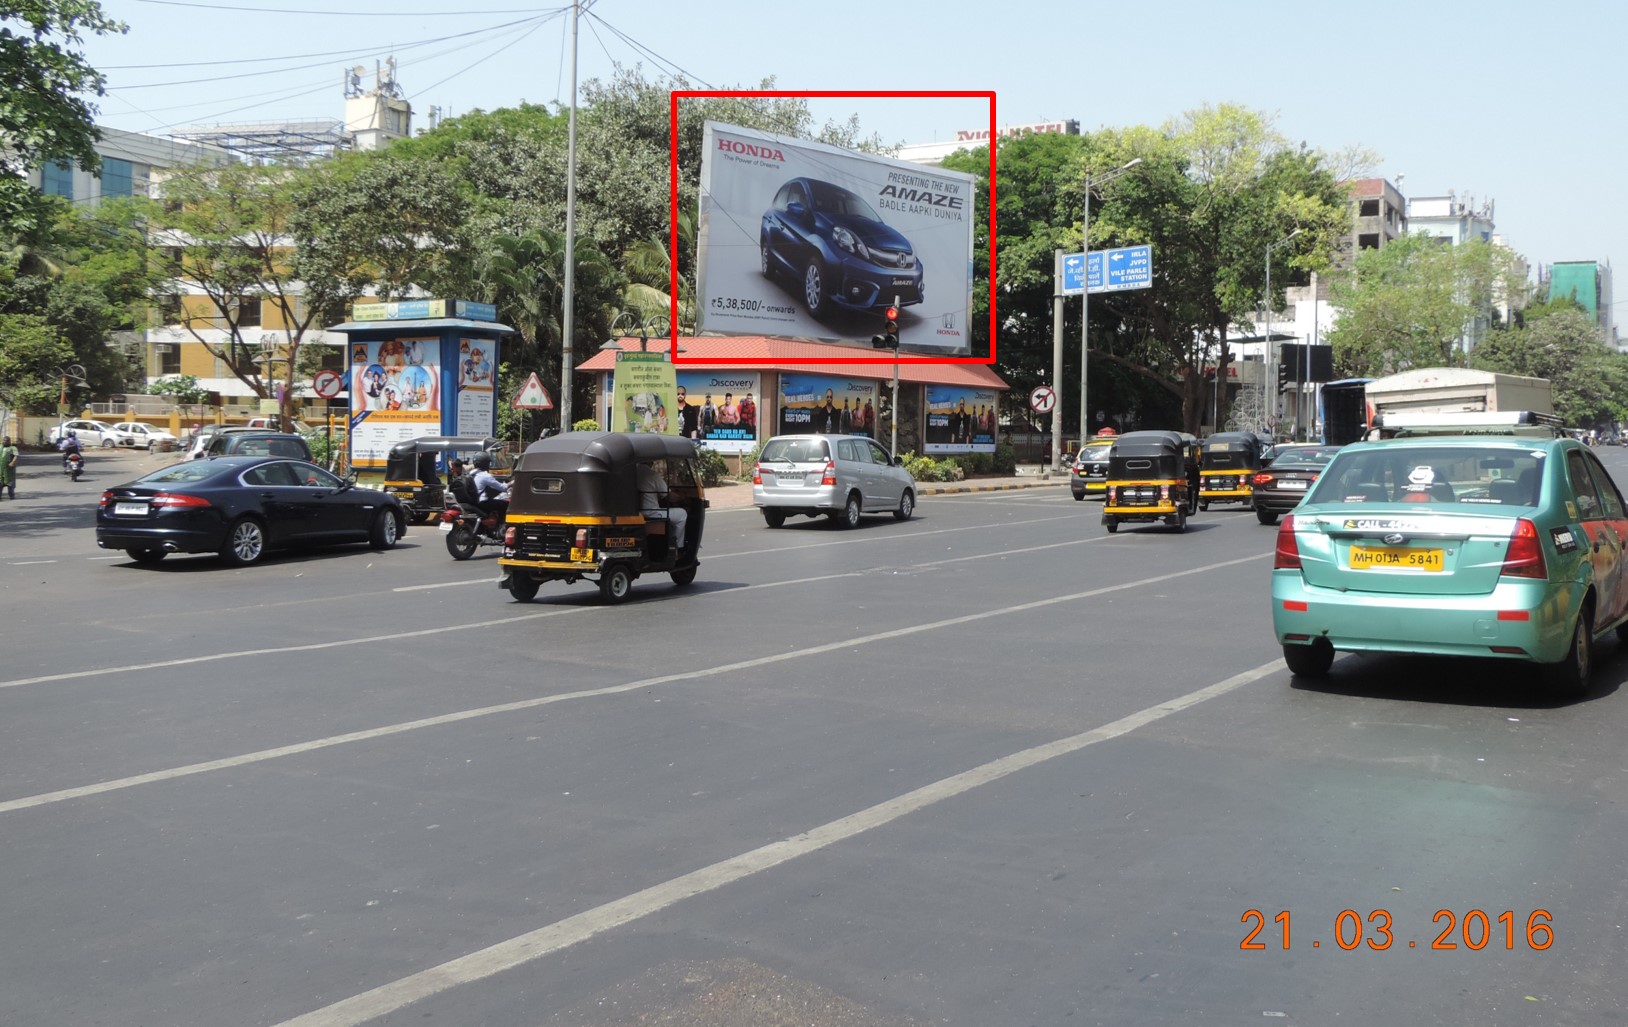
[753,433,916,528]
[96,456,404,566]
[110,422,179,451]
[1272,433,1628,697]
[760,177,924,320]
[197,429,313,462]
[1251,445,1343,524]
[49,419,118,448]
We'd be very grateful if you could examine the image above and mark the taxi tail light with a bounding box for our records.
[821,460,837,487]
[1501,518,1547,579]
[1273,514,1302,570]
[151,492,211,509]
[575,528,588,549]
[503,526,516,546]
[752,462,762,485]
[1254,473,1274,486]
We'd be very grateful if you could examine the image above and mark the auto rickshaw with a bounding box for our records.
[383,435,503,523]
[1197,431,1271,511]
[497,431,707,604]
[1101,430,1197,533]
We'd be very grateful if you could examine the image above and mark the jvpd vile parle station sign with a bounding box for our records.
[1061,245,1153,296]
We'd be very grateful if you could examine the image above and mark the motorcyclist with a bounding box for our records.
[58,430,83,469]
[469,454,509,522]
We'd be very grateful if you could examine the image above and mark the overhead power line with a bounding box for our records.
[134,0,563,15]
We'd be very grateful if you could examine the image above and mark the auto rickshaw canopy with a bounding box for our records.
[510,431,702,517]
[1199,431,1270,471]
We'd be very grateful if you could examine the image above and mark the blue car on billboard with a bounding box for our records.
[760,178,924,320]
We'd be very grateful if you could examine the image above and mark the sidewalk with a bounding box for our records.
[704,472,1069,510]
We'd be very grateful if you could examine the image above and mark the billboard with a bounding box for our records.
[676,371,761,454]
[779,373,882,438]
[454,338,495,437]
[348,337,441,467]
[696,121,976,354]
[610,352,678,434]
[924,385,998,454]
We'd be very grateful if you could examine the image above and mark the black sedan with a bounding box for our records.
[1249,445,1342,525]
[96,457,405,566]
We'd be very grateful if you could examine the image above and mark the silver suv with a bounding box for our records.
[753,434,916,528]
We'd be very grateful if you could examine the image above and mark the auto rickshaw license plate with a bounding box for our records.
[570,546,592,561]
[1350,545,1444,571]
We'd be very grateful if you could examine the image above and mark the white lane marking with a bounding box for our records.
[275,657,1282,1027]
[0,554,1265,814]
[392,578,490,592]
[724,513,1077,559]
[87,556,125,561]
[9,560,58,566]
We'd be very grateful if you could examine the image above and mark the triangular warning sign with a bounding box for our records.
[512,372,554,410]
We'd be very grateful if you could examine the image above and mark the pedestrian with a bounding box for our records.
[0,435,17,499]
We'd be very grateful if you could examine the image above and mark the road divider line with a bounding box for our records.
[0,553,1266,815]
[274,657,1283,1027]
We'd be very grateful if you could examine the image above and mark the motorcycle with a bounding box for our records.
[439,499,505,560]
[64,451,84,481]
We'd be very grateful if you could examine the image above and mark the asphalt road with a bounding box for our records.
[4,446,1628,1026]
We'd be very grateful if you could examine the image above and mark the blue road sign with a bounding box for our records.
[1061,245,1153,296]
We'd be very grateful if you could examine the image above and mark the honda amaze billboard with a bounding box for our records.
[696,121,976,355]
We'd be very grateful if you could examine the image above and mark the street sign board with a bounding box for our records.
[1061,245,1154,296]
[512,372,554,410]
[312,369,344,399]
[1029,385,1057,414]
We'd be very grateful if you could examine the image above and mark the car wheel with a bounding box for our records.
[101,438,115,449]
[599,563,633,603]
[1543,604,1593,699]
[670,564,698,587]
[220,517,266,567]
[1283,640,1334,678]
[803,258,828,317]
[147,441,156,453]
[1256,508,1279,526]
[444,525,478,560]
[507,575,541,602]
[1104,516,1118,534]
[762,509,786,529]
[128,548,166,565]
[893,490,914,521]
[369,510,399,550]
[837,492,862,529]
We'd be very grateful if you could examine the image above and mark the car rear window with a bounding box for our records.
[1307,446,1546,507]
[761,438,830,463]
[138,463,223,484]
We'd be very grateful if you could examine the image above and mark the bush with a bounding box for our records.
[572,418,601,432]
[904,453,964,482]
[993,442,1016,474]
[736,443,763,480]
[693,446,729,487]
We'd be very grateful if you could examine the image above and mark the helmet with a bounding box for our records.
[472,454,491,471]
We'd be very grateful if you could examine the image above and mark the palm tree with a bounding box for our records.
[621,210,695,331]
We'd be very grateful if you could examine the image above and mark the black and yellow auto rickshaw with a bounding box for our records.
[1101,430,1197,533]
[1197,431,1270,511]
[497,431,707,604]
[383,435,502,523]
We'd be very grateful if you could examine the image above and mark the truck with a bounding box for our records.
[1326,367,1555,443]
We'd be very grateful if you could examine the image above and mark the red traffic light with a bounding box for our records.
[885,306,898,320]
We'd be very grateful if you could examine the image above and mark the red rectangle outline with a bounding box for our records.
[669,90,996,367]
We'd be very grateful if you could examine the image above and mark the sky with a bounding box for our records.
[81,0,1621,297]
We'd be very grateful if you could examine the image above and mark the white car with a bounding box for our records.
[111,422,179,451]
[753,433,916,528]
[48,419,117,448]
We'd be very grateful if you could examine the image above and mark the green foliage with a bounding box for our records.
[0,313,75,412]
[904,453,964,482]
[992,441,1016,474]
[149,374,210,411]
[572,418,602,432]
[950,452,995,476]
[1471,309,1628,428]
[0,1,127,226]
[692,446,729,487]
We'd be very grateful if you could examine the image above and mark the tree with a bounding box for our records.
[0,313,76,414]
[145,162,346,430]
[1327,234,1527,377]
[0,1,126,230]
[1471,309,1628,429]
[149,373,211,423]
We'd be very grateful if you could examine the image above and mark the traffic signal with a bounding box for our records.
[870,306,900,349]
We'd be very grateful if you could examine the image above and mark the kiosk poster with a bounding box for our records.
[924,385,998,454]
[455,338,496,437]
[611,352,677,434]
[779,373,880,438]
[349,337,441,468]
[675,371,760,453]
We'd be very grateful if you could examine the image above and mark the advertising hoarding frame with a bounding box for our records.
[670,89,998,368]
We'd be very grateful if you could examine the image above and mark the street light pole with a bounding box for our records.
[1080,158,1141,447]
[559,0,580,429]
[1264,227,1301,437]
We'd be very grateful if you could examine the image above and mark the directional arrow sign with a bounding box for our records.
[512,372,554,410]
[1061,245,1154,296]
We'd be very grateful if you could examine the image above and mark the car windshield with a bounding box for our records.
[1305,445,1546,508]
[808,181,881,222]
[761,438,830,463]
[1078,445,1113,462]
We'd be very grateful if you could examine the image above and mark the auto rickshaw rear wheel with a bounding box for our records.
[670,564,697,587]
[1169,507,1186,532]
[507,575,540,602]
[1103,516,1118,534]
[599,563,634,603]
[1199,500,1210,512]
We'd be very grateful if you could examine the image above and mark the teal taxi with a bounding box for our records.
[1272,432,1628,697]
